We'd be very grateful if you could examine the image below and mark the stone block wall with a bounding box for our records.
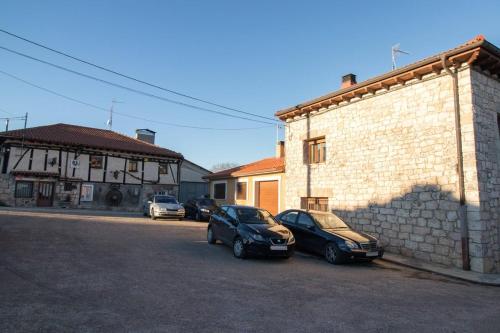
[284,67,499,273]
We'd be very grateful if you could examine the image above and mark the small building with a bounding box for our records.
[276,36,500,273]
[179,159,211,203]
[0,123,183,211]
[204,142,285,215]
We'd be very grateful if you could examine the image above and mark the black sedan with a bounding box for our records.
[207,205,295,259]
[184,198,218,221]
[275,210,384,264]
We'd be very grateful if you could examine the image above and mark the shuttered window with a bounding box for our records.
[307,137,326,164]
[15,181,33,198]
[301,197,328,212]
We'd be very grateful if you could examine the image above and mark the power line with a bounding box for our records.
[0,28,278,123]
[0,69,274,131]
[0,45,276,125]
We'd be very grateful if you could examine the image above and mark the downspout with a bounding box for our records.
[440,54,470,271]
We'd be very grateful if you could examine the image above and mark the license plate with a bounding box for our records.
[366,251,379,257]
[270,245,287,251]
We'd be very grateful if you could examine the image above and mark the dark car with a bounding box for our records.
[207,205,295,259]
[275,210,384,264]
[184,198,218,221]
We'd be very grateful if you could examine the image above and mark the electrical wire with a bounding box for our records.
[0,28,278,123]
[0,45,277,125]
[0,69,274,131]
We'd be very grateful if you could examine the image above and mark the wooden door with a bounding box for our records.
[37,182,54,207]
[257,181,279,215]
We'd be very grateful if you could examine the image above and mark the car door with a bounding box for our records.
[210,206,228,241]
[296,212,324,254]
[219,207,239,244]
[279,211,300,234]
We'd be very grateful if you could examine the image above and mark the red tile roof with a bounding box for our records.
[205,157,284,180]
[0,123,182,159]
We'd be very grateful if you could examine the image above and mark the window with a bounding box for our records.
[90,155,103,169]
[307,137,326,164]
[64,182,75,191]
[128,160,139,172]
[15,181,33,198]
[281,211,299,224]
[227,207,238,221]
[297,213,315,227]
[214,182,226,200]
[80,184,94,202]
[301,197,328,212]
[159,163,168,174]
[236,182,247,200]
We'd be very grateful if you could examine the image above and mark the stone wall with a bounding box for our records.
[284,67,499,273]
[469,69,500,273]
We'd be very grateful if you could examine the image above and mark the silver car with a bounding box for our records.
[144,195,185,220]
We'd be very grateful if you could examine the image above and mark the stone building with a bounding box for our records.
[276,36,500,273]
[0,123,183,211]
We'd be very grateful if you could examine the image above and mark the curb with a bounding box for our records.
[381,256,500,287]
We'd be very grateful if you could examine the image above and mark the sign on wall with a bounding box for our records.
[80,184,94,202]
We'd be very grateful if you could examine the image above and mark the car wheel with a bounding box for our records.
[233,237,246,259]
[150,209,156,220]
[325,242,343,264]
[207,227,216,244]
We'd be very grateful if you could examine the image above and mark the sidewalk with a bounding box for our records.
[382,252,500,286]
[0,206,143,218]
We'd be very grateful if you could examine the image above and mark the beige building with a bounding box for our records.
[276,36,500,273]
[205,143,285,215]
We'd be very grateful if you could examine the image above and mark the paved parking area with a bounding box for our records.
[1,209,500,332]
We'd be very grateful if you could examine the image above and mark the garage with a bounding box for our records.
[256,180,278,215]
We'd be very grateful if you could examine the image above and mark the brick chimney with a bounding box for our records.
[341,73,357,89]
[276,141,285,158]
[135,129,156,144]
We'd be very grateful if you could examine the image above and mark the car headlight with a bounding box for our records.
[339,240,359,251]
[160,207,167,211]
[250,233,265,242]
[200,208,210,213]
[288,233,295,244]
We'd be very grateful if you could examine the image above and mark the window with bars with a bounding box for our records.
[236,182,247,200]
[15,181,33,198]
[159,163,169,174]
[306,137,326,164]
[301,197,329,212]
[128,160,139,172]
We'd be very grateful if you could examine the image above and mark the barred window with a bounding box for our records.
[90,155,103,169]
[159,163,169,174]
[128,160,139,172]
[301,197,328,212]
[15,181,33,198]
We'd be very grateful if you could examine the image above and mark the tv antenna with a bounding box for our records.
[391,43,410,70]
[107,99,123,130]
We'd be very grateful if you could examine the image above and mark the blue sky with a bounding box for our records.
[0,0,499,169]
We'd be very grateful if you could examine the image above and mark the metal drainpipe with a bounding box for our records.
[440,54,470,271]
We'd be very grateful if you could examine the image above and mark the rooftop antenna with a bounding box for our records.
[391,43,410,70]
[107,99,123,130]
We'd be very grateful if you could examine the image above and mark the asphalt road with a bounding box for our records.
[1,209,499,332]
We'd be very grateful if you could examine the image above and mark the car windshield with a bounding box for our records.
[155,196,177,204]
[236,208,276,225]
[197,199,215,206]
[311,213,349,229]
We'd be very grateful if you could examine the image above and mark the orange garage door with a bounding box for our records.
[257,180,278,215]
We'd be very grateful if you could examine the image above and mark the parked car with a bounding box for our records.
[275,210,384,264]
[207,205,295,259]
[184,198,218,221]
[144,195,185,220]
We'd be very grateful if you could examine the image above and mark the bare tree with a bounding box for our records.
[211,162,239,172]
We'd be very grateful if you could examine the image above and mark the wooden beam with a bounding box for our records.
[466,50,481,65]
[396,77,406,85]
[431,64,442,74]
